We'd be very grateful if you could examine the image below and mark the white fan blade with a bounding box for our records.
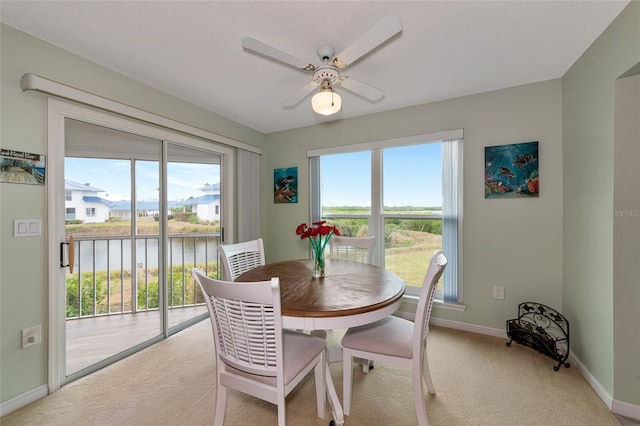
[339,77,385,102]
[242,37,315,71]
[333,15,402,69]
[283,83,317,107]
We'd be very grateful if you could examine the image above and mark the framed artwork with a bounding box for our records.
[0,148,46,186]
[274,167,298,203]
[485,141,538,198]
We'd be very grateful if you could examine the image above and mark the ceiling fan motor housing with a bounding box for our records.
[312,66,341,86]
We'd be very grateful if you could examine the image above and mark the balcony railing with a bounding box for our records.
[66,233,220,319]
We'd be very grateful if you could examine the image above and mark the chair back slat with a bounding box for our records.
[214,298,277,369]
[192,268,281,376]
[227,251,264,279]
[414,250,447,348]
[329,236,375,264]
[218,238,266,281]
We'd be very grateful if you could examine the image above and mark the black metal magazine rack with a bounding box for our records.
[506,302,570,371]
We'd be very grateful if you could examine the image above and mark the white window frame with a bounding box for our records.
[308,130,463,304]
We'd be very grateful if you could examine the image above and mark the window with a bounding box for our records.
[309,131,462,303]
[65,208,76,220]
[85,207,96,217]
[65,190,72,201]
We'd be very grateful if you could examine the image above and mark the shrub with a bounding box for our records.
[67,262,219,317]
[66,271,108,317]
[173,212,197,222]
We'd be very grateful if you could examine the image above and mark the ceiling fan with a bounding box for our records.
[242,15,402,116]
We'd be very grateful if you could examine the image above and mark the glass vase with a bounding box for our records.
[312,253,325,279]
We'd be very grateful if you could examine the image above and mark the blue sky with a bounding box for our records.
[321,143,442,207]
[65,158,219,201]
[66,142,441,207]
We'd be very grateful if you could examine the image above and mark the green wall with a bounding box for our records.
[0,24,264,403]
[261,79,564,331]
[562,1,640,405]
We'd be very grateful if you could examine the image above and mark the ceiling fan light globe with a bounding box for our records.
[311,91,342,116]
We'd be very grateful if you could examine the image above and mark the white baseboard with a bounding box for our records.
[0,384,48,417]
[395,307,506,339]
[429,316,508,339]
[613,399,640,422]
[568,350,613,409]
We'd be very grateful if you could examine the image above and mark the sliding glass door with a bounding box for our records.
[62,118,222,379]
[166,142,221,329]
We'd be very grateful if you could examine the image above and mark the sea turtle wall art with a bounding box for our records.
[274,166,298,203]
[485,141,539,198]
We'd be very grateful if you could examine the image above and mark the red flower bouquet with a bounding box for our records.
[296,221,340,278]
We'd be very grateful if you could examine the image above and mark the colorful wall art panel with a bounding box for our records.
[274,167,298,203]
[485,141,538,198]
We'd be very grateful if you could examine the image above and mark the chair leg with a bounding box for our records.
[412,373,429,426]
[422,351,436,395]
[342,351,354,415]
[277,401,286,426]
[360,358,374,373]
[325,363,345,425]
[213,382,227,426]
[314,354,327,418]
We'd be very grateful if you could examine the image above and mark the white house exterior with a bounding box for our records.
[64,180,219,223]
[64,180,110,223]
[176,183,221,222]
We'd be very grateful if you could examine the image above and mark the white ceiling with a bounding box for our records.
[0,1,630,134]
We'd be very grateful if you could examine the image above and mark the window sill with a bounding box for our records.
[400,294,466,312]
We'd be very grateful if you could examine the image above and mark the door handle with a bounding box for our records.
[60,235,75,274]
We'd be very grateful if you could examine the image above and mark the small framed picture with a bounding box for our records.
[274,167,298,203]
[0,148,46,186]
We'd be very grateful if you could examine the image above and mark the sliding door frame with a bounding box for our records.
[47,99,235,391]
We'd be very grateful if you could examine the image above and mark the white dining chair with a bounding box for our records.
[341,250,447,426]
[327,235,376,371]
[192,268,332,426]
[217,238,265,281]
[329,236,375,264]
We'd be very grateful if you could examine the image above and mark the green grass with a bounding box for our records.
[65,219,219,238]
[385,229,442,288]
[324,206,442,214]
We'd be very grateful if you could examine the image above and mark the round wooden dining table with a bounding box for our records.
[236,258,405,331]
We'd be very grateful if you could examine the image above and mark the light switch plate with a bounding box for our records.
[14,219,42,237]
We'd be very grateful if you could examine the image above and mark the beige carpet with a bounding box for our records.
[1,320,625,426]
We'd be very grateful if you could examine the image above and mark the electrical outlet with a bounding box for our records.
[22,325,41,349]
[493,286,505,300]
